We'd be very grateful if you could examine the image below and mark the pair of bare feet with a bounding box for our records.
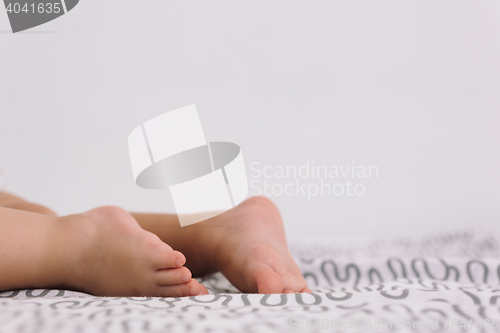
[52,196,311,297]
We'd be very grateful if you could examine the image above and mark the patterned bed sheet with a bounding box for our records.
[1,230,500,333]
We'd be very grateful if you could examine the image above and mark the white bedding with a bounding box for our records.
[1,230,500,333]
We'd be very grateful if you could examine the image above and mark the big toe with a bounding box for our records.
[199,283,209,295]
[249,264,283,294]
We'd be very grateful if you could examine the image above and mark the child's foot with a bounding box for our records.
[198,197,312,294]
[58,206,208,297]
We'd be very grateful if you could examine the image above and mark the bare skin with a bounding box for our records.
[0,192,310,296]
[0,192,57,216]
[134,196,312,294]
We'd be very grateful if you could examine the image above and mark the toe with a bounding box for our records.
[280,269,311,294]
[157,279,204,297]
[249,264,283,294]
[155,267,191,285]
[199,284,209,295]
[153,249,186,269]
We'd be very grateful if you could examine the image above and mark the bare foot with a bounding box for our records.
[57,206,208,297]
[199,197,312,294]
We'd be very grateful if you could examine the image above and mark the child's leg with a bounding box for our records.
[132,196,312,294]
[0,191,309,295]
[0,205,208,296]
[0,207,64,290]
[0,192,57,216]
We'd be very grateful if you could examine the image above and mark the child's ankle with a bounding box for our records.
[43,213,97,291]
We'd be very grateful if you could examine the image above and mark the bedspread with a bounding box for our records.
[1,230,500,333]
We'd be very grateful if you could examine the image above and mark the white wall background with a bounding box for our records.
[1,1,499,238]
